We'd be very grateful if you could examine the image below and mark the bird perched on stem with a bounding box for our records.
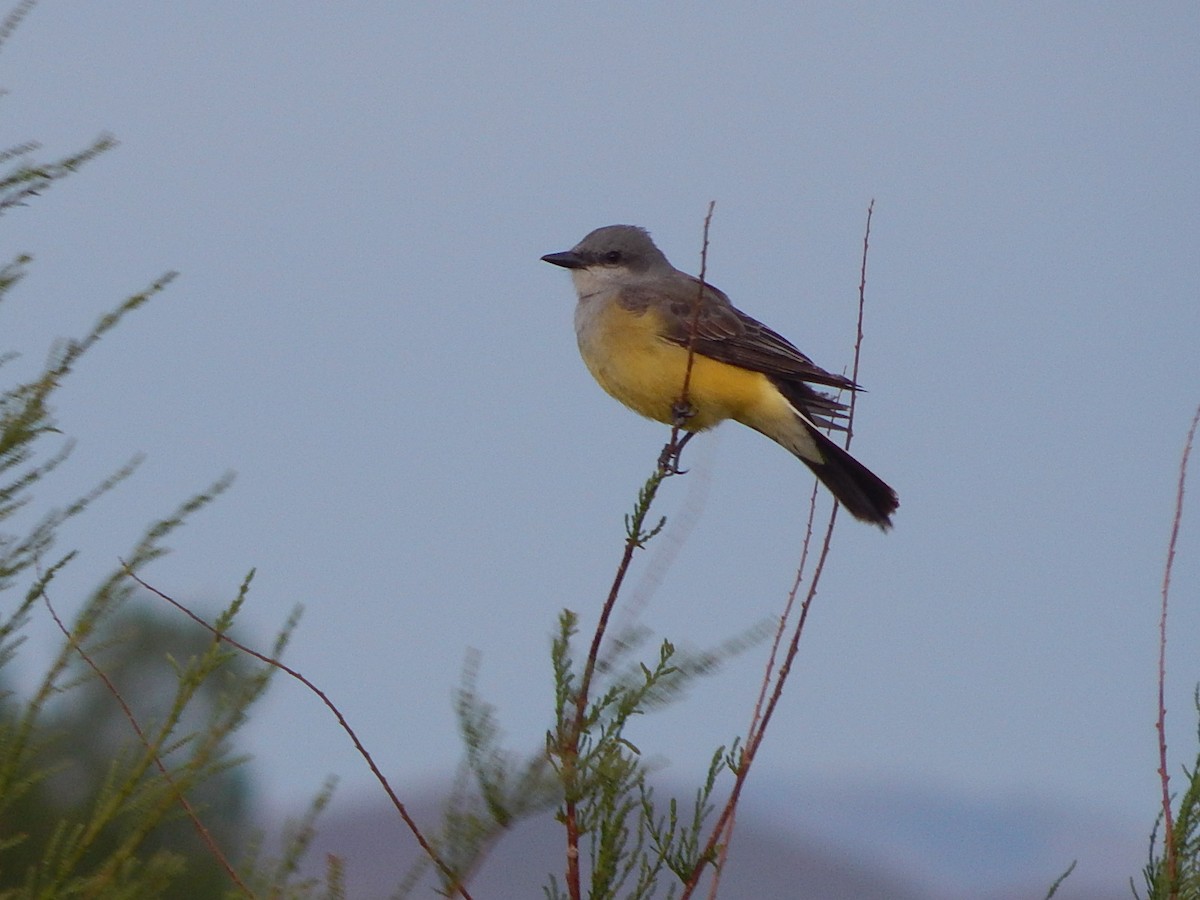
[542,224,898,529]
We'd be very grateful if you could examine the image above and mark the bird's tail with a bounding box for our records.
[798,420,898,530]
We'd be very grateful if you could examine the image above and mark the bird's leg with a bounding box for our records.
[656,399,698,473]
[671,399,697,429]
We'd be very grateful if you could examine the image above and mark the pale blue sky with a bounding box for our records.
[3,2,1198,889]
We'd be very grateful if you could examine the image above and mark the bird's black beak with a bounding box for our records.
[541,250,586,270]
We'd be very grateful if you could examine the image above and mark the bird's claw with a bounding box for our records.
[658,430,695,475]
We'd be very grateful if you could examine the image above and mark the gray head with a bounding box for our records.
[541,225,673,275]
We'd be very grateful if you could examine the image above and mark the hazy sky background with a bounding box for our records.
[3,2,1198,892]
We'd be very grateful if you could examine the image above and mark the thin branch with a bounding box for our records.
[1157,401,1200,896]
[744,478,823,754]
[123,566,475,900]
[686,201,875,898]
[673,202,718,438]
[683,502,840,899]
[846,199,875,441]
[706,481,822,900]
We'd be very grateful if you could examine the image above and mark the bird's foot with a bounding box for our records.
[658,430,695,475]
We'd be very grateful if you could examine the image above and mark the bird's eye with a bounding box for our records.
[604,250,622,264]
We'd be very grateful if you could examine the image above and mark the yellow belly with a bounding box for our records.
[575,300,787,432]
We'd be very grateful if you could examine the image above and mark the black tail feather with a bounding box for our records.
[801,424,898,530]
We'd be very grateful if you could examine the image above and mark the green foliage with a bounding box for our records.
[0,209,295,893]
[0,600,263,899]
[0,132,117,217]
[0,10,116,216]
[1042,860,1076,899]
[237,776,341,900]
[408,653,559,895]
[542,616,732,900]
[433,591,757,897]
[0,21,330,892]
[624,469,668,549]
[0,258,265,895]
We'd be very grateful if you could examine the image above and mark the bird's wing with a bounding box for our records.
[620,277,857,429]
[627,276,857,391]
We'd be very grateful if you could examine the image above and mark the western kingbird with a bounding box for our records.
[542,224,898,529]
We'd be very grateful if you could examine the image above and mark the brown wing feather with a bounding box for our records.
[621,276,857,425]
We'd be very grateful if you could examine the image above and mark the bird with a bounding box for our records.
[542,224,898,529]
